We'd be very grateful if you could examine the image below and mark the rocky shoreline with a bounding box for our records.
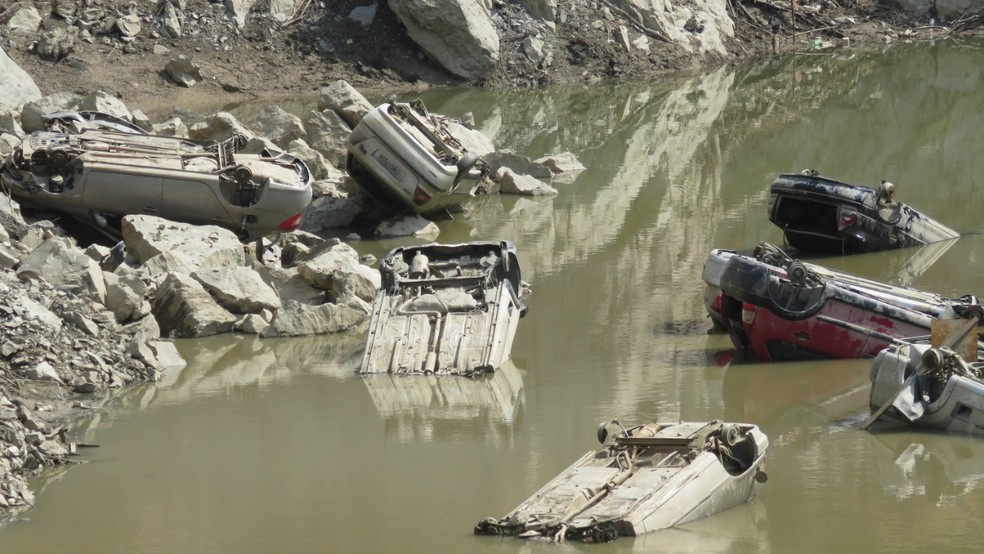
[2,0,984,519]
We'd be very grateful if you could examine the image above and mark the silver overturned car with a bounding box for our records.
[347,101,487,216]
[0,111,313,241]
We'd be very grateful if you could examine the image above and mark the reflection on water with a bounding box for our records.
[5,39,984,553]
[722,356,872,447]
[872,431,984,506]
[361,361,525,443]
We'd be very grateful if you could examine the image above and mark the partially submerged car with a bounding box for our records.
[358,241,528,376]
[869,326,984,435]
[347,101,487,216]
[769,170,958,254]
[0,112,313,241]
[702,243,981,361]
[474,420,769,543]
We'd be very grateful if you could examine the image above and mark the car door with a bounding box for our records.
[160,177,235,228]
[81,164,163,217]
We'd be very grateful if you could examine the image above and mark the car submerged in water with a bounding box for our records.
[475,420,769,543]
[0,111,313,241]
[768,170,958,254]
[702,243,982,362]
[358,241,528,376]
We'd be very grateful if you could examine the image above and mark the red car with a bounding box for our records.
[702,244,980,362]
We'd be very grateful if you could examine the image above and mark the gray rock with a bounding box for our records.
[37,26,79,62]
[388,0,499,80]
[225,0,259,28]
[122,215,246,271]
[191,267,281,313]
[304,109,351,168]
[484,150,552,179]
[269,0,303,22]
[517,0,556,20]
[349,4,378,26]
[63,311,100,337]
[297,244,380,302]
[7,7,42,38]
[523,36,547,66]
[151,272,237,337]
[266,298,367,337]
[496,167,558,196]
[188,112,255,143]
[0,108,25,137]
[21,361,63,384]
[16,237,107,303]
[79,91,133,123]
[316,80,374,129]
[103,271,147,323]
[152,117,190,138]
[165,55,203,87]
[0,46,40,112]
[0,193,27,239]
[149,340,186,370]
[374,215,441,239]
[301,187,367,234]
[534,151,586,174]
[10,292,62,330]
[248,105,306,149]
[236,313,269,334]
[287,138,332,180]
[158,1,182,38]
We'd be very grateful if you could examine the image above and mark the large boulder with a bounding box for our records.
[305,109,352,168]
[317,81,374,129]
[0,46,42,112]
[191,267,281,314]
[151,272,237,337]
[297,242,380,302]
[122,216,246,271]
[608,0,733,55]
[248,106,306,149]
[188,112,255,143]
[267,298,368,337]
[496,167,558,196]
[79,91,133,123]
[388,0,500,80]
[16,237,107,303]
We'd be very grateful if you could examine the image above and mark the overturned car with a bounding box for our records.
[347,101,487,216]
[475,420,769,542]
[358,241,528,376]
[0,112,313,241]
[769,170,958,254]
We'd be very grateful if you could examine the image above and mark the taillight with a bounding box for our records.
[278,212,303,231]
[838,207,858,230]
[412,185,431,206]
[742,302,756,324]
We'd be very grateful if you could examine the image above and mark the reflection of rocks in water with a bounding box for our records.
[69,334,366,440]
[873,432,984,506]
[362,361,525,444]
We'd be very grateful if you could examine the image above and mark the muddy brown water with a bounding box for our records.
[4,40,984,552]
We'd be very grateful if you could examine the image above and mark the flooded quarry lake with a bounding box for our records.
[4,39,984,552]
